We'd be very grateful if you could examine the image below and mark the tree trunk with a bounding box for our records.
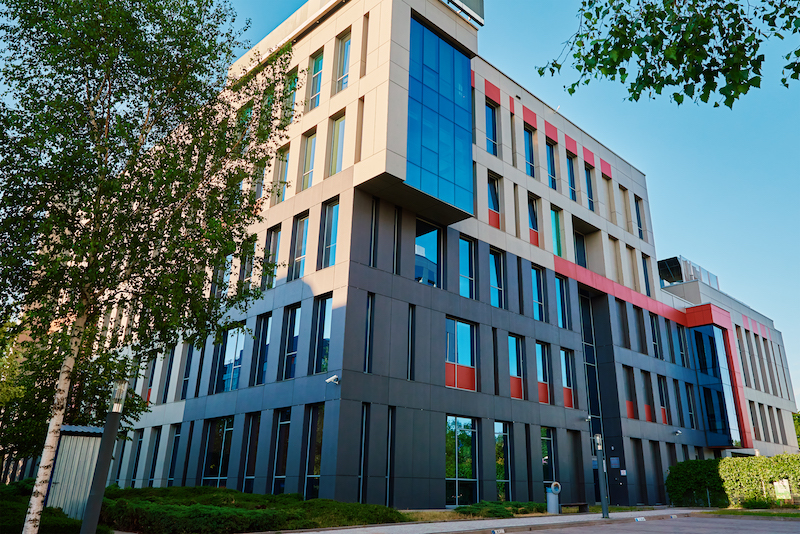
[22,316,86,534]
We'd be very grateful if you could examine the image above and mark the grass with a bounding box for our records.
[709,509,800,518]
[402,510,471,522]
[586,505,655,513]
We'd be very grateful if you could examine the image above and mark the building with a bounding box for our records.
[110,0,798,508]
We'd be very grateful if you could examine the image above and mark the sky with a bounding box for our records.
[231,0,800,403]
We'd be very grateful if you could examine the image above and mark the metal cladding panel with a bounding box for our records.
[47,434,101,519]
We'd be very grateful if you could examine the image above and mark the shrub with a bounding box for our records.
[742,497,776,509]
[455,500,546,518]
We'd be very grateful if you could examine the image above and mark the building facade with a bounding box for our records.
[109,0,798,508]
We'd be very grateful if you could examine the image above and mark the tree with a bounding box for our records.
[794,412,800,444]
[539,0,800,107]
[0,322,23,408]
[0,1,296,532]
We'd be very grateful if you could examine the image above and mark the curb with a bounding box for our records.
[688,512,800,522]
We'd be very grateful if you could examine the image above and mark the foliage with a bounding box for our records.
[98,486,407,534]
[0,480,113,534]
[794,412,800,443]
[454,500,547,518]
[0,321,23,407]
[665,454,800,507]
[539,0,800,107]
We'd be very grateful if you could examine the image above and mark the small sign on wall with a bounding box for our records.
[774,479,791,500]
[610,456,620,469]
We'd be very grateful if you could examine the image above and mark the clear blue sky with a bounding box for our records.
[232,0,800,403]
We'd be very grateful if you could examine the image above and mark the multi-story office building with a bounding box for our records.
[111,0,798,508]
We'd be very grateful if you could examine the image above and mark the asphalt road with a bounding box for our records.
[539,516,800,534]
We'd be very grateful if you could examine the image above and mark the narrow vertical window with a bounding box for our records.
[270,147,289,206]
[272,408,291,494]
[414,219,441,288]
[551,208,562,257]
[357,403,369,503]
[536,342,550,404]
[673,380,685,427]
[567,155,577,201]
[320,200,339,268]
[202,416,234,487]
[241,413,260,493]
[385,406,395,507]
[282,305,301,380]
[211,255,232,299]
[641,371,655,422]
[238,238,255,292]
[161,346,176,404]
[642,254,651,297]
[262,225,281,290]
[528,195,539,246]
[686,383,697,429]
[180,345,193,400]
[634,196,644,240]
[508,335,524,400]
[392,207,401,274]
[495,422,511,502]
[541,427,556,492]
[289,214,309,281]
[167,424,181,487]
[309,52,323,110]
[313,295,333,374]
[360,13,370,77]
[650,313,662,359]
[329,115,346,175]
[489,249,504,308]
[623,365,638,419]
[531,266,546,321]
[304,404,325,500]
[253,313,272,386]
[282,69,298,125]
[368,197,378,268]
[130,430,144,487]
[485,101,498,156]
[584,167,595,211]
[364,293,375,373]
[574,232,587,268]
[445,318,477,391]
[300,132,316,191]
[147,426,162,487]
[546,143,557,189]
[524,127,535,177]
[561,349,575,408]
[446,416,478,506]
[214,326,245,394]
[335,31,351,92]
[407,305,416,380]
[459,237,475,299]
[657,376,672,425]
[555,275,570,329]
[487,175,501,229]
[677,325,689,368]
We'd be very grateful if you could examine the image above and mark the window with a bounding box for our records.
[642,370,655,422]
[329,115,346,175]
[673,380,685,427]
[300,132,316,191]
[634,196,644,240]
[445,318,476,391]
[561,349,575,408]
[253,313,272,386]
[686,383,697,429]
[281,305,301,380]
[129,430,143,487]
[385,406,396,507]
[407,305,416,380]
[415,219,441,288]
[541,427,556,490]
[368,197,379,268]
[213,326,245,394]
[357,404,369,502]
[235,103,253,155]
[304,404,325,500]
[335,31,351,92]
[309,52,323,109]
[202,416,234,487]
[508,335,524,400]
[623,365,638,419]
[536,342,550,403]
[574,232,587,268]
[642,254,651,297]
[446,416,478,506]
[567,155,577,201]
[313,296,332,375]
[546,143,557,189]
[524,127,535,177]
[147,427,162,487]
[262,225,281,290]
[392,207,401,274]
[459,237,475,299]
[584,167,595,211]
[528,195,539,246]
[282,69,298,124]
[495,422,511,502]
[489,249,504,308]
[657,375,672,425]
[238,238,255,291]
[180,346,193,400]
[485,101,498,156]
[749,401,761,441]
[364,293,375,373]
[555,275,570,329]
[487,175,500,228]
[650,313,662,359]
[270,148,289,206]
[161,346,176,404]
[289,214,309,281]
[167,424,181,487]
[211,255,232,299]
[531,266,546,321]
[666,319,676,364]
[551,208,562,257]
[320,200,339,268]
[616,298,631,349]
[677,325,689,368]
[272,408,291,494]
[241,413,260,493]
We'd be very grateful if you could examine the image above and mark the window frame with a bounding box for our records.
[567,154,577,201]
[281,304,302,380]
[320,199,339,269]
[546,142,557,189]
[329,114,346,176]
[555,275,571,329]
[445,415,479,506]
[524,126,535,177]
[288,214,309,281]
[531,266,546,321]
[308,51,324,110]
[335,31,352,93]
[485,100,499,156]
[253,313,272,386]
[300,131,317,191]
[458,236,476,299]
[489,248,505,309]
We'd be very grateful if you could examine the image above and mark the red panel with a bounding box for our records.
[760,323,768,337]
[445,362,456,388]
[485,80,501,104]
[645,404,654,423]
[565,134,577,156]
[722,325,754,448]
[509,96,515,114]
[583,147,595,167]
[661,407,668,425]
[545,121,558,143]
[510,377,523,399]
[529,229,539,247]
[488,209,500,229]
[626,400,636,419]
[741,315,750,330]
[523,106,537,128]
[538,382,550,404]
[600,158,612,177]
[471,70,475,88]
[456,364,476,391]
[563,387,574,408]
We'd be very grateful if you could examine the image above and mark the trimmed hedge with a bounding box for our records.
[665,454,800,507]
[455,500,547,518]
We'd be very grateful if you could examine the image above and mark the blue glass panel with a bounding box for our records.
[438,179,455,205]
[455,186,473,213]
[421,104,438,150]
[454,54,471,110]
[407,99,422,165]
[454,105,471,131]
[439,95,455,123]
[439,44,454,98]
[410,19,424,66]
[423,84,438,112]
[422,147,438,174]
[423,26,439,70]
[406,162,421,189]
[439,118,455,182]
[421,168,438,196]
[410,59,423,81]
[409,77,423,103]
[422,65,438,90]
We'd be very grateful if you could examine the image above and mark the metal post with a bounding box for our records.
[595,434,610,519]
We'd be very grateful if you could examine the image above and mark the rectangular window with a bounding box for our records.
[358,403,369,502]
[300,132,316,191]
[546,142,557,189]
[392,207,401,274]
[241,413,260,493]
[309,52,323,109]
[180,345,193,400]
[368,197,379,268]
[213,327,245,394]
[270,148,289,206]
[531,266,546,321]
[561,349,575,408]
[642,254,651,297]
[665,319,676,364]
[202,416,234,487]
[211,255,232,299]
[634,306,647,354]
[335,31,351,92]
[167,424,181,487]
[304,404,325,500]
[131,430,143,487]
[282,69,298,125]
[459,237,475,299]
[524,127,535,177]
[253,313,272,386]
[617,298,631,349]
[677,325,689,368]
[673,379,685,427]
[508,335,524,400]
[262,225,281,290]
[623,365,638,419]
[555,275,570,329]
[574,232,587,268]
[551,208,562,257]
[272,408,291,494]
[584,167,595,211]
[489,249,504,308]
[446,416,478,506]
[536,342,550,404]
[147,427,162,487]
[161,346,176,404]
[415,219,441,288]
[313,295,333,374]
[236,103,253,155]
[445,318,477,391]
[749,401,761,441]
[657,375,672,425]
[650,313,662,359]
[329,115,346,175]
[567,155,577,201]
[281,305,301,380]
[541,427,556,489]
[485,101,499,156]
[528,195,539,246]
[495,422,511,502]
[407,305,416,380]
[320,200,339,269]
[487,175,500,228]
[634,196,644,240]
[642,370,655,422]
[685,383,697,429]
[289,215,309,281]
[364,293,375,373]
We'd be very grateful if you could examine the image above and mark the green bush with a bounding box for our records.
[742,497,776,509]
[455,500,547,518]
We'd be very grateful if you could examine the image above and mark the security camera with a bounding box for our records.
[674,430,682,436]
[325,374,339,385]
